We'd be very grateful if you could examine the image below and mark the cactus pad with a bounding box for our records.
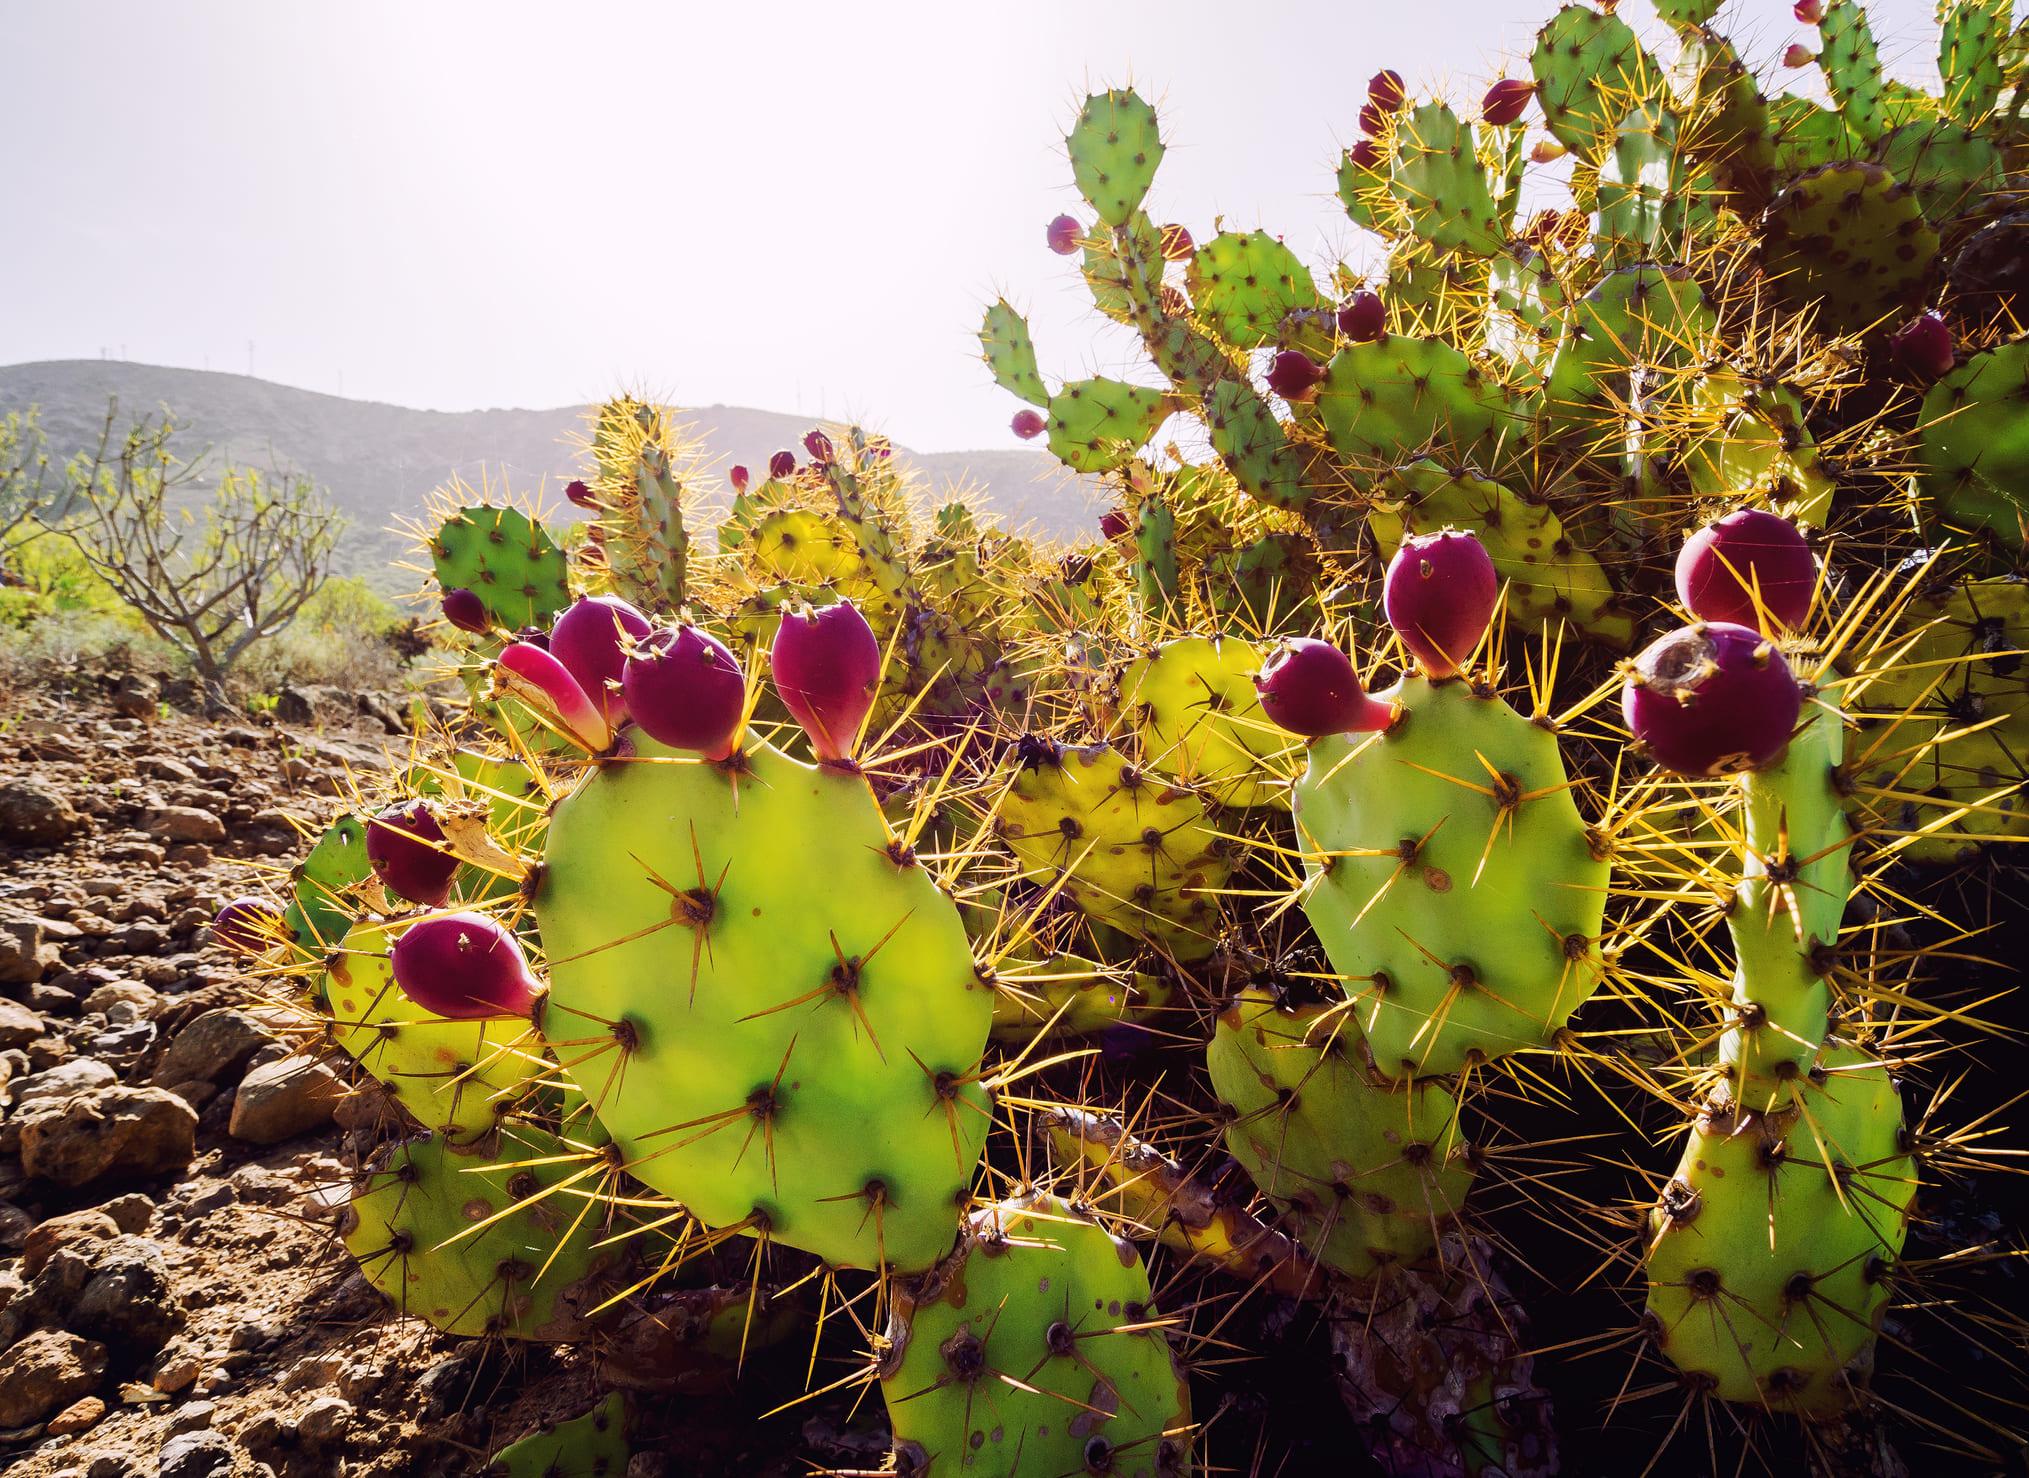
[1530,5,1663,159]
[1119,635,1295,808]
[1317,336,1509,466]
[1760,162,1937,335]
[980,299,1048,408]
[1048,379,1173,474]
[1386,104,1505,259]
[1068,89,1165,227]
[430,505,571,632]
[1921,338,2029,547]
[1185,230,1323,349]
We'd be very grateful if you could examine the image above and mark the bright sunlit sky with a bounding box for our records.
[4,0,1947,450]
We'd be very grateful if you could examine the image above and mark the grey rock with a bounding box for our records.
[70,1235,184,1355]
[152,1008,276,1087]
[156,1430,233,1478]
[228,1054,341,1145]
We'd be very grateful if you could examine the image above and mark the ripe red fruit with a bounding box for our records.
[729,464,750,494]
[211,897,279,955]
[1383,530,1499,679]
[621,625,747,759]
[1266,350,1326,401]
[1368,70,1406,112]
[1099,508,1132,542]
[768,450,797,480]
[564,478,597,509]
[1255,639,1398,738]
[1890,312,1954,379]
[366,801,459,908]
[1159,223,1194,260]
[391,912,542,1020]
[441,587,489,634]
[804,429,835,465]
[1482,78,1536,126]
[772,601,882,763]
[1338,291,1386,342]
[1047,214,1083,255]
[1623,623,1803,777]
[549,595,652,725]
[1012,408,1046,440]
[1674,511,1816,633]
[1358,102,1388,136]
[497,641,613,751]
[1347,139,1382,171]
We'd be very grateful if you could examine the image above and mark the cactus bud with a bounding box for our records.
[621,624,747,760]
[1623,623,1802,776]
[1266,350,1326,401]
[1338,291,1386,342]
[1358,101,1388,136]
[1158,223,1194,259]
[1099,507,1132,541]
[1012,408,1046,440]
[772,601,881,763]
[1529,138,1566,164]
[1783,42,1817,67]
[1481,78,1536,126]
[1256,639,1398,738]
[366,801,459,908]
[768,449,797,480]
[1347,139,1382,171]
[549,595,652,725]
[1890,311,1954,379]
[1383,530,1499,679]
[391,912,542,1020]
[1793,0,1823,22]
[564,478,597,509]
[441,587,489,634]
[211,897,279,956]
[729,464,750,494]
[1047,213,1083,255]
[1675,511,1816,634]
[1367,70,1406,112]
[804,429,835,465]
[496,642,614,751]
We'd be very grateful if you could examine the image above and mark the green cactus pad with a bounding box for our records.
[1047,379,1173,474]
[1593,103,1685,266]
[1760,162,1938,336]
[1185,230,1324,348]
[881,1191,1191,1478]
[1645,1049,1915,1412]
[284,813,371,956]
[997,738,1233,961]
[1682,371,1836,527]
[1816,0,1888,141]
[1872,119,2004,223]
[319,921,542,1144]
[1068,89,1165,227]
[1650,0,1719,27]
[1921,339,2029,547]
[533,737,993,1273]
[1119,635,1297,809]
[1208,991,1472,1281]
[1372,461,1633,649]
[1386,103,1505,259]
[990,954,1174,1041]
[1336,142,1393,232]
[1672,28,1776,208]
[1530,5,1664,159]
[979,299,1048,408]
[1082,212,1165,328]
[1202,380,1311,509]
[1541,264,1714,441]
[1206,531,1321,635]
[1941,0,2011,126]
[341,1125,624,1340]
[430,505,571,632]
[1294,676,1610,1076]
[488,1393,631,1478]
[1317,336,1510,466]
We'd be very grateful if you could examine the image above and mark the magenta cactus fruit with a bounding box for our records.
[366,801,458,908]
[212,897,279,955]
[1346,139,1382,171]
[1481,78,1535,125]
[767,449,797,480]
[621,625,747,760]
[1338,291,1386,342]
[1158,223,1195,260]
[771,600,882,763]
[1891,312,1954,378]
[441,587,489,634]
[1368,70,1406,112]
[729,464,750,493]
[1622,623,1803,777]
[496,642,614,751]
[1783,42,1817,67]
[1047,213,1083,255]
[1256,638,1398,738]
[390,911,542,1020]
[1358,101,1388,136]
[803,429,835,465]
[1266,350,1326,401]
[1012,408,1046,440]
[564,478,597,509]
[549,595,652,725]
[1793,0,1823,21]
[1099,508,1131,541]
[1674,510,1816,633]
[1383,529,1499,679]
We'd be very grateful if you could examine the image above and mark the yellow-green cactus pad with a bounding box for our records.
[429,504,571,633]
[979,298,1048,408]
[1185,229,1324,349]
[1317,336,1511,466]
[1068,88,1165,227]
[1921,339,2029,548]
[1760,162,1938,336]
[1047,378,1174,474]
[1530,5,1664,159]
[1119,635,1296,808]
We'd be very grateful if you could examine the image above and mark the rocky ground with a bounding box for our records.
[0,677,711,1478]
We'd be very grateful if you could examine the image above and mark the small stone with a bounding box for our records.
[71,1236,184,1355]
[0,997,44,1049]
[0,914,58,985]
[229,1054,342,1144]
[0,781,84,846]
[19,1085,199,1187]
[21,1209,121,1278]
[297,1394,353,1443]
[156,1430,233,1478]
[100,1193,156,1235]
[11,1056,118,1107]
[47,1393,107,1434]
[0,1328,108,1427]
[87,1454,135,1478]
[167,1397,215,1431]
[152,1009,276,1088]
[111,673,162,720]
[142,807,226,845]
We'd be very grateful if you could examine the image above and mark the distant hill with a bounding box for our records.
[0,360,1106,594]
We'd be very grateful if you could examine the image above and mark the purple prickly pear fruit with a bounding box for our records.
[549,595,652,725]
[212,897,279,955]
[391,911,542,1020]
[772,601,881,763]
[729,464,750,493]
[565,478,597,509]
[1012,408,1046,440]
[366,801,459,908]
[865,435,892,460]
[1358,101,1388,136]
[1783,42,1817,67]
[1160,283,1190,315]
[621,625,747,760]
[441,587,489,634]
[1338,291,1386,342]
[768,449,797,480]
[1158,223,1194,260]
[1622,623,1802,776]
[1481,78,1536,125]
[1368,70,1406,112]
[804,429,835,465]
[1047,214,1083,255]
[1891,312,1954,379]
[1099,507,1131,541]
[1674,510,1815,633]
[497,641,614,751]
[1794,0,1823,22]
[1383,530,1499,680]
[1267,350,1325,401]
[1347,139,1382,170]
[1256,638,1398,738]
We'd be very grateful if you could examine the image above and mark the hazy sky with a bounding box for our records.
[3,0,1948,450]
